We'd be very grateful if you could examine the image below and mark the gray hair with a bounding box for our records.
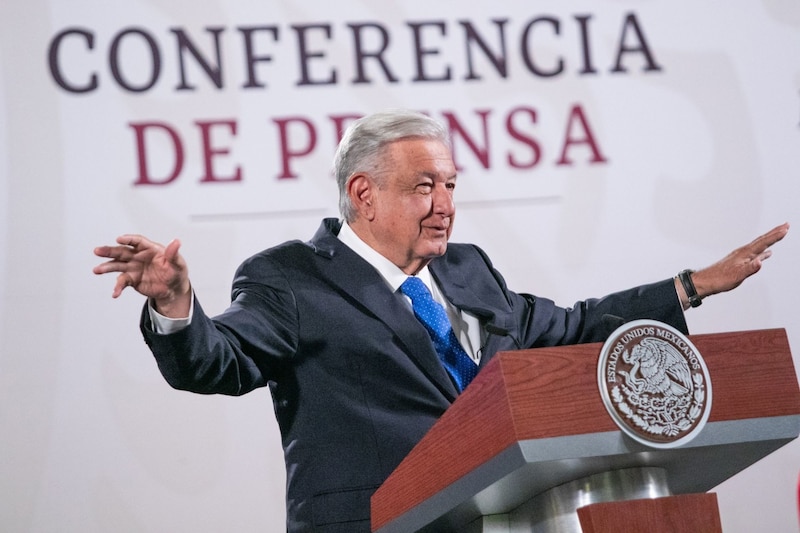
[334,110,450,222]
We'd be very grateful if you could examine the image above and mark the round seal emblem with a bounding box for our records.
[597,319,712,448]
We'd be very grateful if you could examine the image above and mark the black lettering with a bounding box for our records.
[47,27,98,93]
[292,24,337,86]
[348,22,398,84]
[460,19,508,81]
[521,16,564,77]
[238,26,280,89]
[109,28,161,93]
[574,15,597,75]
[171,27,225,90]
[408,21,452,82]
[611,12,662,73]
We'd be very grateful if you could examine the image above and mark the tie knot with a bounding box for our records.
[400,276,450,342]
[400,276,430,302]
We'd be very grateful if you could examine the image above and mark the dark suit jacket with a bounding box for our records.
[141,218,687,532]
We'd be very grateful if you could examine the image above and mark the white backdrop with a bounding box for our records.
[2,1,799,531]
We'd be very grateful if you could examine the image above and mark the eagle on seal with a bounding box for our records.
[618,337,693,397]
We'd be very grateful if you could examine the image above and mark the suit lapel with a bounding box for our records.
[308,220,459,400]
[429,254,516,369]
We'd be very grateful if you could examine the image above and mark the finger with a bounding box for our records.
[740,224,789,260]
[116,234,144,248]
[164,238,182,264]
[770,222,790,243]
[94,243,137,263]
[96,235,158,265]
[93,261,112,275]
[93,245,130,259]
[94,258,134,275]
[92,246,134,273]
[752,223,789,250]
[756,249,773,263]
[117,233,164,252]
[112,272,132,298]
[743,248,774,278]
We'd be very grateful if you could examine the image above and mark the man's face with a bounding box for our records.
[367,138,457,274]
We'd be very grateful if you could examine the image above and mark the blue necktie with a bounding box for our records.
[400,277,478,392]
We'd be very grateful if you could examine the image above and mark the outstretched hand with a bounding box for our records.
[691,222,789,301]
[93,234,192,317]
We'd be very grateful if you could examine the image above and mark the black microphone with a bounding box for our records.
[485,323,522,349]
[602,314,627,336]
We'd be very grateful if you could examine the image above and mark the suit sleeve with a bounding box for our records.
[515,279,688,348]
[466,245,688,348]
[140,253,299,396]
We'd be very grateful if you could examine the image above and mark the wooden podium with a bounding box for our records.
[371,328,800,532]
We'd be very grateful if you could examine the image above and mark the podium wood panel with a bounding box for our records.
[372,328,800,532]
[577,493,722,533]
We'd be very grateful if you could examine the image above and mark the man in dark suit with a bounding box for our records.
[94,110,788,532]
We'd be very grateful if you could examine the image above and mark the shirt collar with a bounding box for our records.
[336,221,434,293]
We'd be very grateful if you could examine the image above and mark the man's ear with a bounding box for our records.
[347,173,375,220]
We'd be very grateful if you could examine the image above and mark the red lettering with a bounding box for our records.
[505,106,541,169]
[196,119,242,183]
[442,109,491,171]
[272,116,318,179]
[556,104,608,166]
[127,103,609,187]
[129,121,184,185]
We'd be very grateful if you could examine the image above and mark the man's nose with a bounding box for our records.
[432,184,455,214]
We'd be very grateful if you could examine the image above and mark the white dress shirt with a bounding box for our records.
[337,222,483,362]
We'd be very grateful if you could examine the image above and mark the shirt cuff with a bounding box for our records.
[148,292,194,334]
